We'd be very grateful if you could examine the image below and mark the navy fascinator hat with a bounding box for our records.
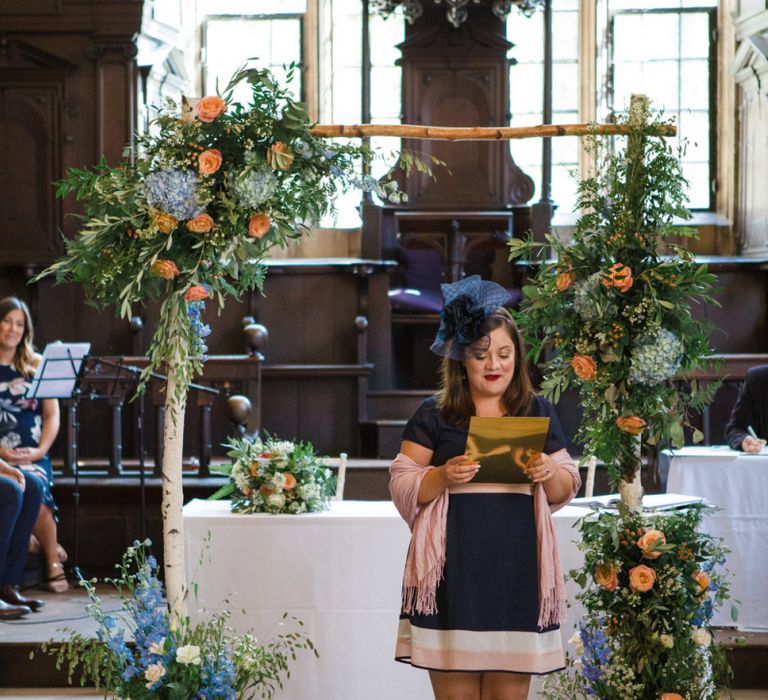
[429,275,513,360]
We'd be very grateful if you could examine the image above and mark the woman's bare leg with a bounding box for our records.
[33,505,68,592]
[429,670,482,700]
[480,672,530,700]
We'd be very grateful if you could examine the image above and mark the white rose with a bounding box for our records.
[659,634,674,649]
[568,631,585,657]
[144,661,166,687]
[691,627,712,647]
[176,643,202,665]
[148,638,165,655]
[266,493,286,508]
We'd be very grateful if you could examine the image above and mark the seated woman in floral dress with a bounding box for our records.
[0,297,67,592]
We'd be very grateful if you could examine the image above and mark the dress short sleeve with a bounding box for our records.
[528,396,568,454]
[401,397,440,451]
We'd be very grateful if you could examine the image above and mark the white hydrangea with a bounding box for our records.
[629,328,683,385]
[572,273,604,321]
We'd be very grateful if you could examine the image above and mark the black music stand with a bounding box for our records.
[25,341,90,582]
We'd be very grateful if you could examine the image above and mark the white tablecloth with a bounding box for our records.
[666,445,768,630]
[183,499,590,700]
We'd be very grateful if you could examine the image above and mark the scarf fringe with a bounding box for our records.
[401,559,443,615]
[537,589,566,629]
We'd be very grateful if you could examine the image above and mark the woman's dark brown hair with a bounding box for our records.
[0,296,37,378]
[436,308,533,425]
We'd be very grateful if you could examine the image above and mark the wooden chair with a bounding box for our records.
[323,453,349,501]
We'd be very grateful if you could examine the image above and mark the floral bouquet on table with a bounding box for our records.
[542,505,733,700]
[212,436,336,515]
[38,540,316,700]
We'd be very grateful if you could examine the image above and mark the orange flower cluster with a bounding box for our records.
[195,95,226,123]
[150,260,180,280]
[692,570,710,595]
[628,564,656,592]
[616,415,646,435]
[637,529,666,559]
[248,213,272,239]
[605,321,624,349]
[601,262,633,292]
[186,213,214,234]
[184,285,210,302]
[594,562,618,592]
[555,269,576,292]
[198,148,223,176]
[151,209,178,234]
[571,354,597,381]
[267,141,295,171]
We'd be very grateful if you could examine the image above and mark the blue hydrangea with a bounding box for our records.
[629,328,683,385]
[145,169,202,220]
[231,161,278,209]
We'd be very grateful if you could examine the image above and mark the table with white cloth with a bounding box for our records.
[665,445,768,630]
[182,499,591,700]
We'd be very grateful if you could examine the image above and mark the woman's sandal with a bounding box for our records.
[46,562,69,593]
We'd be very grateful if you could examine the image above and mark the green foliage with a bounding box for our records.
[542,506,733,700]
[34,541,317,699]
[35,63,413,396]
[509,100,718,484]
[212,435,337,514]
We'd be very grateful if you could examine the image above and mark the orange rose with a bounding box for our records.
[152,209,178,234]
[267,141,295,171]
[283,473,297,490]
[186,213,214,234]
[628,564,656,593]
[637,529,666,559]
[693,570,710,594]
[571,354,597,381]
[616,416,647,435]
[660,694,684,700]
[555,270,576,292]
[150,259,180,280]
[184,285,210,302]
[259,484,274,497]
[196,95,226,123]
[248,213,272,239]
[198,148,223,175]
[601,262,633,292]
[249,461,260,477]
[594,563,618,592]
[242,485,252,496]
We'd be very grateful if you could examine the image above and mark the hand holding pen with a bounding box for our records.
[742,425,767,454]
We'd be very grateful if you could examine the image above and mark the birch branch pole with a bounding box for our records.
[309,122,676,140]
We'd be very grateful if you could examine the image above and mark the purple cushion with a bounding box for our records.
[398,247,443,291]
[388,288,444,314]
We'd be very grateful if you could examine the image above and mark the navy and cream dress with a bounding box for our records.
[395,395,567,675]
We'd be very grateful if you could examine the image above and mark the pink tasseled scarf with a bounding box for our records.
[389,449,580,629]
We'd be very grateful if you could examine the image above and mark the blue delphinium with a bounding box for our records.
[198,652,237,699]
[145,169,202,220]
[124,553,173,667]
[579,622,610,695]
[188,300,212,357]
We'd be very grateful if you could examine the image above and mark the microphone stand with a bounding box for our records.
[88,357,220,546]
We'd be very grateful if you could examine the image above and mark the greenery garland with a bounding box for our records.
[508,98,718,484]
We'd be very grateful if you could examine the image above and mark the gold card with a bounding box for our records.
[466,416,550,484]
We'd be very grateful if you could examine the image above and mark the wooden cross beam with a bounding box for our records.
[309,122,676,140]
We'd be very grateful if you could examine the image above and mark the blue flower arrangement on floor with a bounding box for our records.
[38,541,315,699]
